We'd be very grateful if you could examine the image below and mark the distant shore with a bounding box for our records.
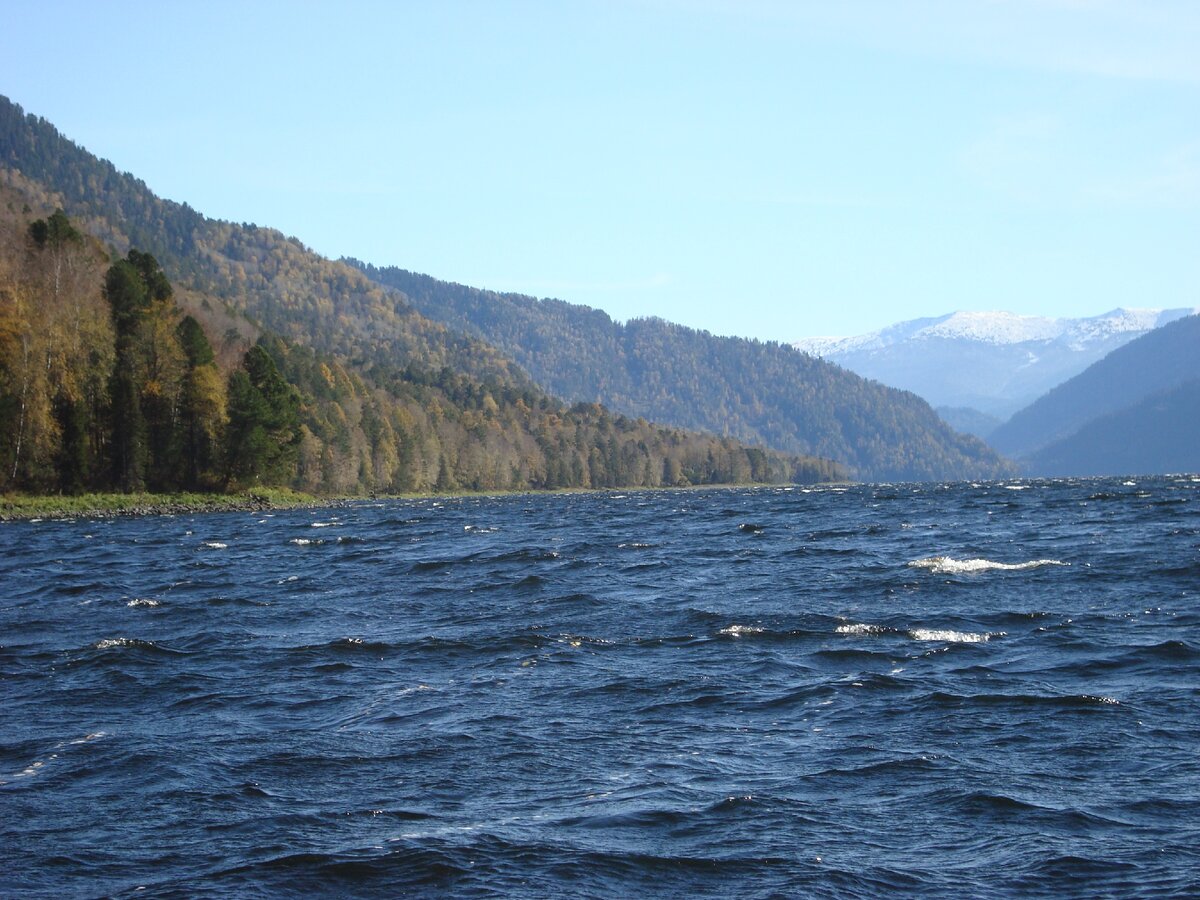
[1,481,831,522]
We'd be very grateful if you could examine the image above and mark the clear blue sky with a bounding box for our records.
[2,1,1197,340]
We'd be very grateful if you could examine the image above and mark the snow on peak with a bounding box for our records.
[794,307,1200,354]
[923,311,1060,344]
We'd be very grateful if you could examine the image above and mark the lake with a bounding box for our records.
[3,477,1199,897]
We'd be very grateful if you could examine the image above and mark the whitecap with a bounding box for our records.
[1004,484,1029,491]
[126,598,161,608]
[94,637,141,650]
[289,538,317,546]
[68,732,106,744]
[836,623,889,635]
[311,522,337,528]
[201,541,227,550]
[907,628,1000,643]
[907,556,1067,575]
[719,624,765,636]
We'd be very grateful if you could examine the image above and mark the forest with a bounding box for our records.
[0,95,1009,486]
[352,265,1015,482]
[0,205,841,496]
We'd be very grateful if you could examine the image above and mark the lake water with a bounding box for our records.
[3,477,1199,898]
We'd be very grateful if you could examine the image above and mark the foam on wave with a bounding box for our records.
[718,625,766,637]
[838,622,1002,643]
[908,628,997,643]
[835,623,888,636]
[93,637,153,650]
[908,556,1067,575]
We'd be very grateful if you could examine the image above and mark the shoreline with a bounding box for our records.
[0,489,325,523]
[1,481,844,523]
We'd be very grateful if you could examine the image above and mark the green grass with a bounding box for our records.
[0,488,320,520]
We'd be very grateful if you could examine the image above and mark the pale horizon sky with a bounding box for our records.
[2,1,1197,341]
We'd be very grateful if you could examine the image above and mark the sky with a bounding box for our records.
[2,1,1197,341]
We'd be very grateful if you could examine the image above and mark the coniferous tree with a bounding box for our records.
[102,249,182,490]
[223,344,300,487]
[176,315,225,488]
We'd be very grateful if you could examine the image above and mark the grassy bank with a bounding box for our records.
[2,480,844,523]
[0,488,322,522]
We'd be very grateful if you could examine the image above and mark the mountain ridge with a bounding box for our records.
[793,307,1199,422]
[989,312,1200,461]
[0,96,840,494]
[349,264,1014,483]
[1023,379,1200,477]
[0,92,1011,485]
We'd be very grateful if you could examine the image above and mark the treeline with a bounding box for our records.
[1,210,841,495]
[355,265,1017,483]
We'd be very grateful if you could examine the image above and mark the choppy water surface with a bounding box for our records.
[3,477,1199,898]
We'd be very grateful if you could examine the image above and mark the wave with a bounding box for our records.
[925,690,1121,709]
[835,623,889,636]
[837,622,1001,643]
[717,624,766,637]
[908,628,999,643]
[907,556,1067,575]
[93,637,159,650]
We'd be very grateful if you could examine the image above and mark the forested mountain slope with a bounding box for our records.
[1024,379,1200,477]
[0,95,525,388]
[990,314,1200,459]
[351,265,1014,483]
[0,98,839,495]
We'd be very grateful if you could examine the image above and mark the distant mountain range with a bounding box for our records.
[989,313,1200,475]
[1024,379,1200,477]
[794,309,1199,427]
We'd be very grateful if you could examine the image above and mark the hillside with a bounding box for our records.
[990,313,1200,459]
[794,308,1198,422]
[1024,379,1200,477]
[0,99,839,495]
[0,95,529,389]
[350,265,1013,483]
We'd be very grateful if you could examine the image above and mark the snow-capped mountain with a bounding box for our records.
[794,308,1200,426]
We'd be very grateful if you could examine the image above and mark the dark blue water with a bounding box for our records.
[3,477,1199,898]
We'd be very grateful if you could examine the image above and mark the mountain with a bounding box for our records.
[795,308,1199,423]
[348,265,1014,483]
[935,406,1004,440]
[0,96,529,389]
[0,96,838,494]
[1023,379,1200,477]
[989,313,1200,463]
[0,93,1008,486]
